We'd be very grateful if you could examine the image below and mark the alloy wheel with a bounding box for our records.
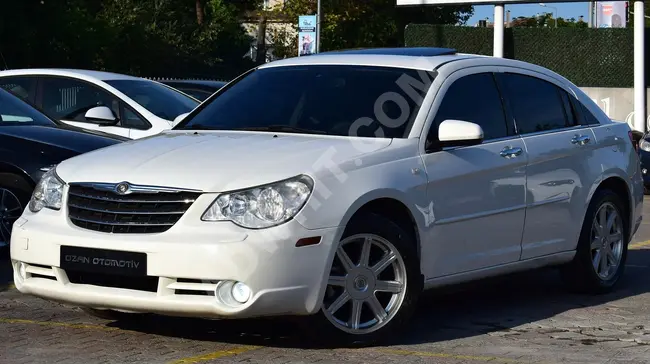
[0,188,23,247]
[322,233,408,335]
[590,202,624,280]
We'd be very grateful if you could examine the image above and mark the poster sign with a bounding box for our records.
[595,1,626,28]
[298,15,317,56]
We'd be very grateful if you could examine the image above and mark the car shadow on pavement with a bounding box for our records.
[104,248,650,349]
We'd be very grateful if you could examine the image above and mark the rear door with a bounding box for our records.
[495,69,598,259]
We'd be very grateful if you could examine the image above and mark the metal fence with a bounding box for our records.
[404,24,650,88]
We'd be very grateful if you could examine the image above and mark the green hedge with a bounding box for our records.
[405,24,648,88]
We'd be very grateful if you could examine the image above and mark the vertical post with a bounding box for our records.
[316,0,322,53]
[493,4,505,58]
[633,0,646,132]
[588,2,593,27]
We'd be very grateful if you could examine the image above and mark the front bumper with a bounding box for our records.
[10,210,339,319]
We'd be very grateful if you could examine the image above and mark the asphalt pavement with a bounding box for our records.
[2,200,650,364]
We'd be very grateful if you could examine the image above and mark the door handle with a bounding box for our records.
[500,146,523,159]
[571,134,590,145]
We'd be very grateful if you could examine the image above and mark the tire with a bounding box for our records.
[0,173,32,253]
[302,212,422,347]
[560,188,629,294]
[81,307,143,321]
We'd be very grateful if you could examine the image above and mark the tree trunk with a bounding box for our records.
[196,0,204,25]
[255,13,268,64]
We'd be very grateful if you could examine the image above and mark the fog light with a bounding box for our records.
[231,282,251,303]
[215,281,252,306]
[19,262,27,280]
[643,168,647,174]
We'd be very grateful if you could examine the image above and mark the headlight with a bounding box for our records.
[640,139,650,152]
[202,175,313,229]
[28,168,64,213]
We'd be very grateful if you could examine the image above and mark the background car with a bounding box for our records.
[0,69,200,139]
[638,132,650,193]
[158,79,227,101]
[0,86,126,250]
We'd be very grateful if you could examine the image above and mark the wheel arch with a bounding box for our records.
[0,162,36,190]
[339,190,423,261]
[584,174,633,241]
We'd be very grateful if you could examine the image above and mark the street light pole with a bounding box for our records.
[316,0,321,53]
[539,3,558,27]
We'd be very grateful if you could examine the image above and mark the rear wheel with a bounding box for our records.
[561,188,629,294]
[306,213,422,346]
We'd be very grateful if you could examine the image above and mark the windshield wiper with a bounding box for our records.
[231,125,329,135]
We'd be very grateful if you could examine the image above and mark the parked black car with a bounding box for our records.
[637,131,650,193]
[0,87,128,249]
[158,79,227,101]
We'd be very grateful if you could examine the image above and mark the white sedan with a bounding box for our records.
[10,48,644,345]
[0,69,200,139]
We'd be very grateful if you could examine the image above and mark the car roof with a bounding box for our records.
[259,47,483,71]
[0,68,142,81]
[257,47,558,74]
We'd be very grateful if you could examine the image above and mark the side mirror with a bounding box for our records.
[85,106,118,126]
[438,119,484,148]
[172,112,190,126]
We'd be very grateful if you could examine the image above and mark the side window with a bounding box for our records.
[498,73,569,134]
[40,77,120,123]
[578,102,601,125]
[428,72,509,149]
[0,77,36,102]
[559,91,578,126]
[121,104,150,130]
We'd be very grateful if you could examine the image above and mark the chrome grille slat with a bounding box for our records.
[68,191,196,204]
[67,184,201,234]
[67,203,187,215]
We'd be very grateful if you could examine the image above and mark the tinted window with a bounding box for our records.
[579,103,601,125]
[0,76,35,101]
[106,80,199,121]
[121,105,149,129]
[0,88,55,126]
[175,65,434,138]
[498,73,568,134]
[40,77,120,123]
[429,72,508,145]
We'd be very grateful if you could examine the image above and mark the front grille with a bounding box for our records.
[66,270,159,292]
[67,184,201,234]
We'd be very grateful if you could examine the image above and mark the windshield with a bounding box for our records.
[105,80,199,121]
[0,88,57,126]
[175,65,434,138]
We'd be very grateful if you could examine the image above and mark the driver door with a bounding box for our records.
[420,69,527,279]
[37,76,132,138]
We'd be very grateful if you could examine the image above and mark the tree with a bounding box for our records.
[267,0,474,59]
[510,12,588,28]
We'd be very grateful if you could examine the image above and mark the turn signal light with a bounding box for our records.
[296,236,321,247]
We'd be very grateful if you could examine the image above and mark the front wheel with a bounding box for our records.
[0,173,32,253]
[306,213,422,346]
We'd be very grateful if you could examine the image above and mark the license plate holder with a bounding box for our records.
[60,246,147,276]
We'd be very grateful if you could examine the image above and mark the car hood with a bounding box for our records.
[0,125,125,154]
[56,130,392,192]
